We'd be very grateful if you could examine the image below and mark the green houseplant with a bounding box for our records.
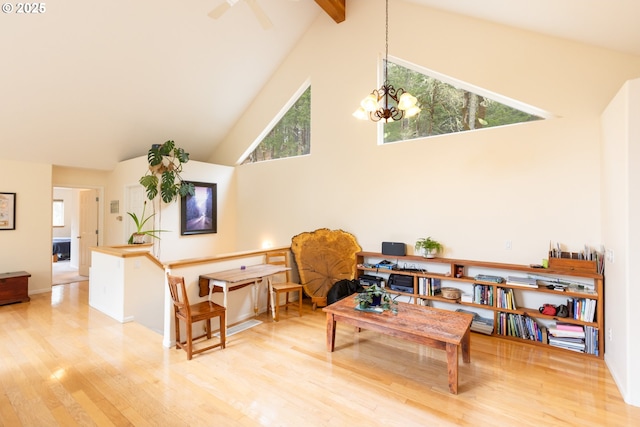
[354,283,393,309]
[139,140,195,203]
[127,201,168,244]
[415,236,443,258]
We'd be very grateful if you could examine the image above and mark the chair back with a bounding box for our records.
[167,273,191,316]
[265,251,291,283]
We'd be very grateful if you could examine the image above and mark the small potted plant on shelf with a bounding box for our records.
[127,201,168,244]
[415,236,443,258]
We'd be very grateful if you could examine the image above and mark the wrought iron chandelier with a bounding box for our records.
[353,0,420,122]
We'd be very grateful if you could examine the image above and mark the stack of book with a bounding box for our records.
[505,276,538,288]
[497,312,545,342]
[472,284,493,305]
[456,309,494,335]
[418,277,441,296]
[566,298,597,322]
[584,325,599,356]
[496,287,517,309]
[548,323,586,353]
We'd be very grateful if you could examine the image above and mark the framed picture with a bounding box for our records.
[180,182,217,236]
[0,192,16,230]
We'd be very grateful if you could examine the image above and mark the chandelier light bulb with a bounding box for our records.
[398,92,418,110]
[404,105,421,118]
[353,107,369,120]
[360,94,380,112]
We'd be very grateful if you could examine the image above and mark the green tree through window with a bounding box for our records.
[383,61,545,143]
[242,86,311,164]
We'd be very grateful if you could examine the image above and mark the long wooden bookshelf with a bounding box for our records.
[355,251,604,358]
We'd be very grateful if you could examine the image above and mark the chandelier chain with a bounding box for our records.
[384,0,389,84]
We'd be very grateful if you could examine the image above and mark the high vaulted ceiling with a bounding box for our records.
[2,0,639,171]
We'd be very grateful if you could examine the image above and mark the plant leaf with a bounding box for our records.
[174,147,190,164]
[179,182,195,197]
[160,140,174,156]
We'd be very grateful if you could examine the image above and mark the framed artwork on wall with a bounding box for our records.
[0,192,16,230]
[180,182,217,236]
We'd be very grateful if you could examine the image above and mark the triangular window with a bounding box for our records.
[241,85,311,164]
[382,59,550,143]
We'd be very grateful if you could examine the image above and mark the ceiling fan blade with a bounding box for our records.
[245,0,273,30]
[208,2,231,19]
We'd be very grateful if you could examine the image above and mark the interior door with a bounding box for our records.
[78,189,98,276]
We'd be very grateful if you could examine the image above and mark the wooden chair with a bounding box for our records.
[265,251,303,321]
[166,273,226,360]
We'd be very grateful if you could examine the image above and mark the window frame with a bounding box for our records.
[378,55,554,145]
[237,79,312,165]
[52,199,65,227]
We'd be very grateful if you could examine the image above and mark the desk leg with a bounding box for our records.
[326,313,336,352]
[252,279,261,317]
[446,343,458,394]
[268,277,276,320]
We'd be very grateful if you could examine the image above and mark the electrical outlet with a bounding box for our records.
[608,328,613,341]
[505,240,512,250]
[606,249,614,263]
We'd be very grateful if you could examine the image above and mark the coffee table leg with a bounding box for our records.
[326,313,336,352]
[461,328,471,363]
[446,343,458,394]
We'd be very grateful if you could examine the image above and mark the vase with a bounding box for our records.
[131,233,146,244]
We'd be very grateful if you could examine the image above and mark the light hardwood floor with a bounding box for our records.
[1,280,638,426]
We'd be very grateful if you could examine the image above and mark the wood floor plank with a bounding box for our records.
[0,282,639,426]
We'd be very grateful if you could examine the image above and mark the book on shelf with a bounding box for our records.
[547,321,600,355]
[418,277,441,296]
[497,312,543,342]
[473,284,493,306]
[556,322,584,332]
[505,276,538,288]
[455,309,494,335]
[548,328,585,338]
[566,298,596,322]
[496,287,517,310]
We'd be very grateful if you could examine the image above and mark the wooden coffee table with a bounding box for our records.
[323,297,473,394]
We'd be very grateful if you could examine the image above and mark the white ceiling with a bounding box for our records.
[2,0,639,171]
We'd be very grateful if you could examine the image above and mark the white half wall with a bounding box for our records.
[601,78,640,406]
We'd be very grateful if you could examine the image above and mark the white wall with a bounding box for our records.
[0,159,53,295]
[104,156,237,262]
[213,0,640,264]
[601,78,640,406]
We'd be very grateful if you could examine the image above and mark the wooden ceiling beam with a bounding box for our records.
[314,0,346,24]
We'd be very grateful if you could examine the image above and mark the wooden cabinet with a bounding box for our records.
[355,252,604,358]
[0,271,31,305]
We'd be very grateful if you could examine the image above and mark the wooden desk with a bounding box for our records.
[199,264,290,325]
[323,297,473,394]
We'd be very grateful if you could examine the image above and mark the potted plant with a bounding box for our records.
[127,201,168,244]
[139,140,195,203]
[415,237,443,258]
[354,283,392,309]
[354,291,373,309]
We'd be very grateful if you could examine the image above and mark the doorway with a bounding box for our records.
[52,187,101,285]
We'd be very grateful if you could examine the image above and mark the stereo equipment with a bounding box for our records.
[359,275,384,287]
[388,274,414,293]
[382,242,406,256]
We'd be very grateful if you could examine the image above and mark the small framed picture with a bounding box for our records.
[180,182,217,236]
[0,192,16,230]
